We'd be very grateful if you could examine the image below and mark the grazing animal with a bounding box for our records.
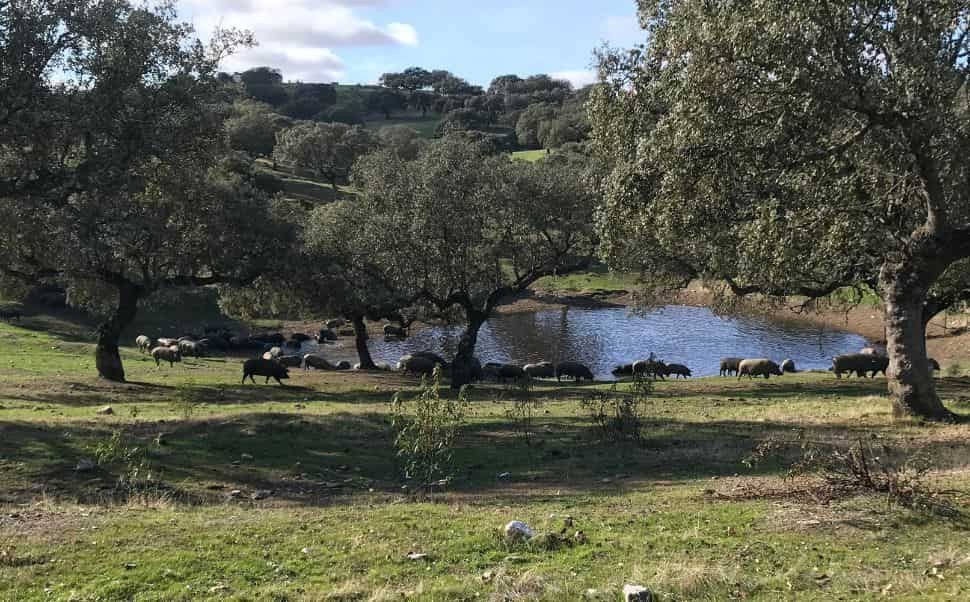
[832,353,887,378]
[262,346,282,360]
[277,355,303,368]
[178,339,205,358]
[303,354,335,371]
[157,338,178,348]
[781,359,797,373]
[860,347,880,355]
[383,324,408,338]
[151,346,182,367]
[611,363,634,377]
[738,359,783,379]
[135,335,153,354]
[398,355,438,376]
[556,361,594,382]
[0,308,20,321]
[665,363,692,379]
[633,359,667,380]
[335,361,352,371]
[242,358,290,385]
[483,363,525,382]
[326,318,345,330]
[317,328,337,342]
[524,361,556,379]
[929,358,941,372]
[719,357,743,377]
[289,333,312,343]
[281,340,302,354]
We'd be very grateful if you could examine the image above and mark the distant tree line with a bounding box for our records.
[222,64,594,156]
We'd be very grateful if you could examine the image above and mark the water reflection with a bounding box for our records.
[364,305,868,380]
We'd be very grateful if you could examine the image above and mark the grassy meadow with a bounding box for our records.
[3,313,970,600]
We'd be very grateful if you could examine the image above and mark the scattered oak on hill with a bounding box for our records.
[591,0,970,421]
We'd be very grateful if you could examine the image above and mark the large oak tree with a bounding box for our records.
[0,1,291,381]
[352,137,597,386]
[591,0,970,420]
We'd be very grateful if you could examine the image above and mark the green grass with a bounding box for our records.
[253,159,355,205]
[364,115,442,138]
[533,263,642,294]
[512,149,550,162]
[3,315,970,600]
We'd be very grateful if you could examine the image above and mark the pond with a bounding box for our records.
[362,305,869,380]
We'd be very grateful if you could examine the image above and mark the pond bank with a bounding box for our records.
[515,282,970,367]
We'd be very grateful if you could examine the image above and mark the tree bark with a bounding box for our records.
[95,282,141,383]
[881,267,956,421]
[450,310,486,389]
[352,315,376,370]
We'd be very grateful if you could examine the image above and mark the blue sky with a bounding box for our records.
[177,0,644,87]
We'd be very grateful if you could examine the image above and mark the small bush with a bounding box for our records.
[744,434,960,516]
[390,367,469,496]
[580,377,651,444]
[505,378,542,445]
[170,382,199,420]
[90,430,164,503]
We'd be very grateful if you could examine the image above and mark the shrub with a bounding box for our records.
[580,376,651,444]
[390,367,469,496]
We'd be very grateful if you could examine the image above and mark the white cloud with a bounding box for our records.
[178,0,417,82]
[551,69,598,89]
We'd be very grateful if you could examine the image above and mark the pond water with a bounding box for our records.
[361,305,869,380]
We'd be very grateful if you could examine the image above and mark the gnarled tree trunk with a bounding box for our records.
[352,315,376,370]
[450,310,486,389]
[880,263,955,421]
[95,282,141,382]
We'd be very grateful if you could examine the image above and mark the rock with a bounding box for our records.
[623,584,653,602]
[227,489,242,499]
[301,547,311,554]
[251,489,272,500]
[497,472,511,479]
[124,562,137,570]
[96,406,114,415]
[75,458,96,472]
[481,570,495,583]
[504,521,534,540]
[406,552,429,561]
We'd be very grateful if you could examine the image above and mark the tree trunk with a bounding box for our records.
[352,315,376,370]
[95,283,141,383]
[450,311,486,389]
[881,269,955,421]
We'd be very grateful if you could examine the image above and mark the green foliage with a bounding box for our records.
[580,378,651,444]
[390,368,469,494]
[171,382,200,420]
[226,101,293,157]
[273,121,378,189]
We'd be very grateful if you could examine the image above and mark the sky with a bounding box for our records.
[176,0,645,88]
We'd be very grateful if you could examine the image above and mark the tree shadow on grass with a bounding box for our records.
[4,408,970,509]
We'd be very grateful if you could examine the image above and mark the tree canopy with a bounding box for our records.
[591,0,970,420]
[0,0,291,381]
[273,121,378,190]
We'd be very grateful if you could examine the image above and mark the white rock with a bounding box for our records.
[504,521,534,539]
[96,406,114,415]
[623,584,653,602]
